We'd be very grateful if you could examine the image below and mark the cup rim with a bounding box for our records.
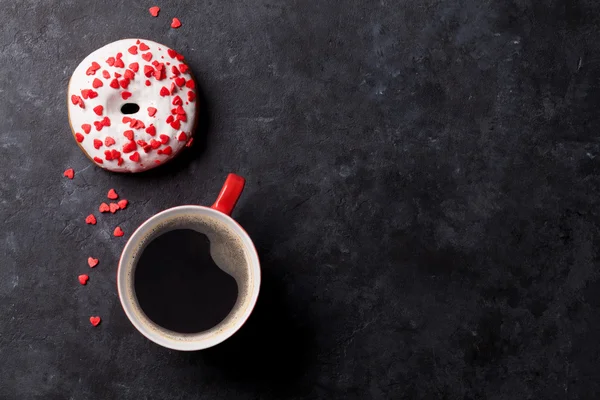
[117,205,261,351]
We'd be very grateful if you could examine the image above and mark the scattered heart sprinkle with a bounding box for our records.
[78,274,89,285]
[171,18,181,28]
[90,316,101,327]
[88,257,99,268]
[114,226,124,237]
[149,6,160,17]
[63,168,74,179]
[118,199,129,209]
[85,214,97,225]
[109,203,120,213]
[107,189,119,200]
[99,203,110,213]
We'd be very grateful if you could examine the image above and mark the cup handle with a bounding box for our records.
[211,173,246,216]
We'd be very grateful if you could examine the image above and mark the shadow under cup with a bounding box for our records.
[117,206,261,351]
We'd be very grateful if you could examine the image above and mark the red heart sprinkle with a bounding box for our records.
[117,52,123,59]
[129,152,140,162]
[142,52,153,62]
[106,57,115,66]
[115,58,125,68]
[178,132,187,141]
[75,133,84,143]
[118,199,129,209]
[92,78,103,88]
[172,96,182,106]
[153,68,163,80]
[150,139,161,149]
[145,80,151,86]
[99,203,110,213]
[128,45,138,55]
[104,150,114,161]
[166,115,174,124]
[104,136,116,147]
[117,158,124,166]
[124,69,135,80]
[121,91,132,100]
[170,82,176,94]
[161,146,172,155]
[144,65,154,77]
[147,107,157,117]
[185,80,195,89]
[107,189,118,200]
[63,168,74,179]
[109,79,119,89]
[136,120,146,130]
[93,156,103,164]
[119,79,130,89]
[149,6,160,17]
[123,130,134,140]
[179,64,188,74]
[167,49,177,59]
[114,72,122,78]
[86,62,101,75]
[81,124,91,134]
[109,203,120,213]
[170,120,181,130]
[111,149,121,159]
[102,70,110,79]
[146,125,156,136]
[102,116,111,127]
[159,134,170,144]
[171,18,182,29]
[78,274,89,285]
[114,227,124,237]
[129,62,139,72]
[139,43,150,51]
[176,113,187,122]
[71,95,84,108]
[188,91,196,102]
[122,116,131,123]
[159,86,170,96]
[93,139,102,149]
[171,65,180,76]
[122,141,137,153]
[85,214,97,225]
[90,316,101,326]
[175,77,186,87]
[93,105,103,116]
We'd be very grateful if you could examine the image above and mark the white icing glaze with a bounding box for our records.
[68,39,197,173]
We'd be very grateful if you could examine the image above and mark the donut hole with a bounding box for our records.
[121,103,140,114]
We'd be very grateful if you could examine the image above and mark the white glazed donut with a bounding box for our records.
[68,39,197,173]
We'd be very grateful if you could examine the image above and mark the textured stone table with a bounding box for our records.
[1,1,600,399]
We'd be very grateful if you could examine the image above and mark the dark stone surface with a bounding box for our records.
[1,0,600,398]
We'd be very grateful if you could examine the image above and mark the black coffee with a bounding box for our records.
[134,229,238,333]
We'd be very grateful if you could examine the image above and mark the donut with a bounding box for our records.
[68,39,197,173]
